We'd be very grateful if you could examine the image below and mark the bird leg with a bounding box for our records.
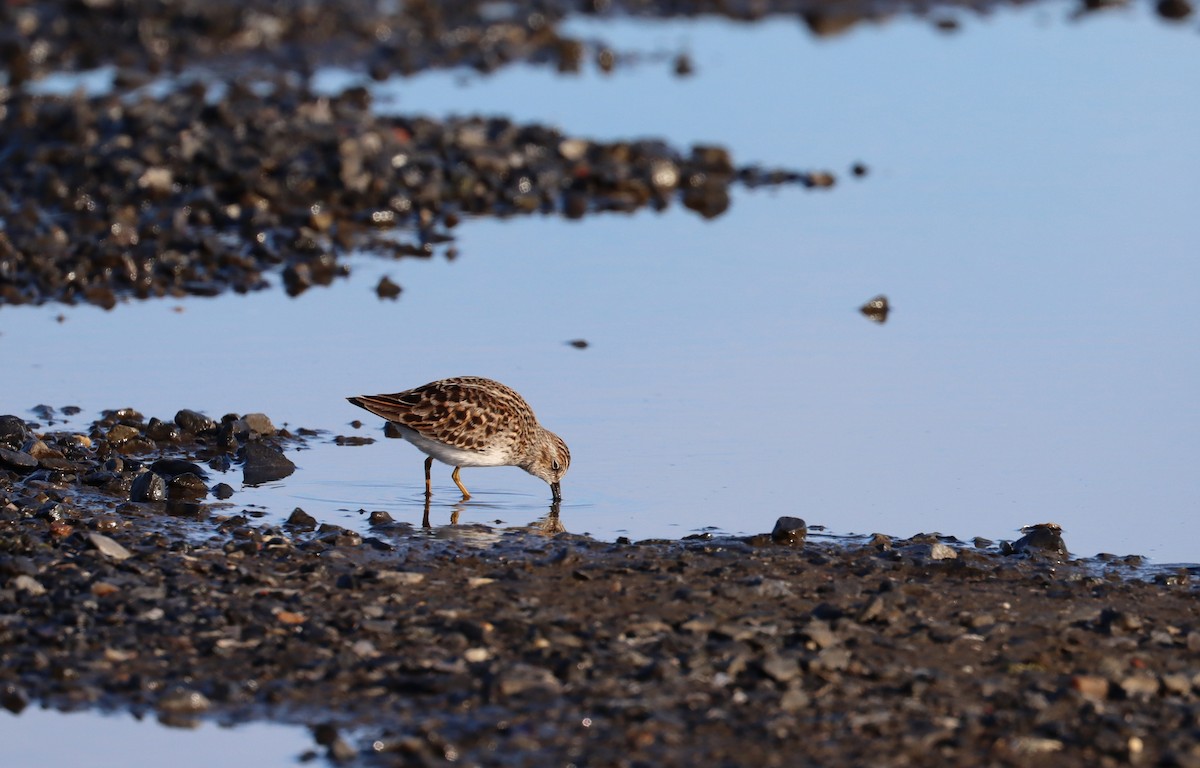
[423,456,433,498]
[451,466,471,500]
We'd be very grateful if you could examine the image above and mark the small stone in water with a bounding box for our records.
[771,516,807,545]
[239,442,296,485]
[286,508,318,530]
[376,276,402,299]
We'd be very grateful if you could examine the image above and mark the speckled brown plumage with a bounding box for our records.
[348,377,570,501]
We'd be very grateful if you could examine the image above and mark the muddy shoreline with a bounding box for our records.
[2,408,1199,766]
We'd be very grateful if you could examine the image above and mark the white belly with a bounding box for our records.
[394,426,513,467]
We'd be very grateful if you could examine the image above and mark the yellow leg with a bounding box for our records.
[423,456,433,498]
[451,466,471,500]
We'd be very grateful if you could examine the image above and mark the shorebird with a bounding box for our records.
[347,377,570,501]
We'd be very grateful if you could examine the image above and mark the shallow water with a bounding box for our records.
[5,6,1199,564]
[0,707,308,767]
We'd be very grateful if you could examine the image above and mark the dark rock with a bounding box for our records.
[1157,0,1193,19]
[368,510,394,526]
[168,473,209,500]
[151,458,208,478]
[0,416,30,448]
[1,684,29,714]
[286,508,318,530]
[1005,523,1068,556]
[145,418,183,442]
[175,409,217,433]
[376,276,402,300]
[0,448,38,472]
[130,472,168,502]
[239,442,296,485]
[212,483,235,500]
[106,424,142,444]
[771,516,807,545]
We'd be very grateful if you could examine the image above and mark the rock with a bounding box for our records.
[1161,673,1191,696]
[1071,675,1110,702]
[368,510,394,526]
[0,415,29,448]
[174,409,216,433]
[1,684,29,714]
[1006,523,1067,556]
[494,663,563,698]
[87,533,133,561]
[12,575,46,595]
[0,447,38,471]
[151,458,208,478]
[901,542,958,561]
[168,473,209,500]
[375,276,402,299]
[130,472,168,502]
[211,483,235,500]
[760,654,800,683]
[145,417,182,442]
[285,507,318,530]
[158,687,212,714]
[328,737,357,763]
[1157,0,1193,20]
[239,413,276,435]
[107,424,141,443]
[1119,675,1160,700]
[239,442,296,485]
[771,516,806,545]
[376,571,425,586]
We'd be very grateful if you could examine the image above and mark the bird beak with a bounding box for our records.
[551,482,562,502]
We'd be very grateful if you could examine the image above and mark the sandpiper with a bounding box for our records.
[348,377,570,501]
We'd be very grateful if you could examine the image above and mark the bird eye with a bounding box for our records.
[551,461,561,472]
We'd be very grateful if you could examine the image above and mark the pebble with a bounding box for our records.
[770,516,806,545]
[239,442,297,485]
[158,688,212,714]
[12,575,46,595]
[86,532,133,561]
[130,472,167,502]
[174,409,217,434]
[0,448,37,471]
[375,276,403,300]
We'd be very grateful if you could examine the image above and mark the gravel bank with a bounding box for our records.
[2,408,1199,766]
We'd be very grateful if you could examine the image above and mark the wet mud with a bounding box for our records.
[2,407,1199,766]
